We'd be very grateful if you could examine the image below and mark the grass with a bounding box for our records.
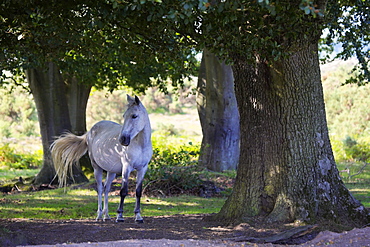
[336,162,370,183]
[335,162,370,208]
[343,183,370,208]
[0,169,38,184]
[0,169,369,221]
[150,107,202,144]
[0,187,226,220]
[0,160,368,221]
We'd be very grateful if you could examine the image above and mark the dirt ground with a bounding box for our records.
[1,214,370,247]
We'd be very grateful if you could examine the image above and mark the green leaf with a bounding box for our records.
[304,6,311,15]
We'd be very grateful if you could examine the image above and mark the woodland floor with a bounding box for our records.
[1,214,370,246]
[1,178,370,246]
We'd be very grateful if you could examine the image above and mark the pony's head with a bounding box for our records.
[119,95,149,146]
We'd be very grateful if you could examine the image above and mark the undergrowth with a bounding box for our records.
[144,142,205,196]
[0,144,42,183]
[0,144,42,170]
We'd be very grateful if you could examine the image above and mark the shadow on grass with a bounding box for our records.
[0,188,226,220]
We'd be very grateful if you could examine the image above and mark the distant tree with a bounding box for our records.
[197,49,239,171]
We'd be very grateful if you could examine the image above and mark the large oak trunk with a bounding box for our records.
[197,50,240,171]
[66,76,91,136]
[26,62,89,185]
[215,42,369,225]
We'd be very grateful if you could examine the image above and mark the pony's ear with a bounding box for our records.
[127,95,135,104]
[134,95,141,105]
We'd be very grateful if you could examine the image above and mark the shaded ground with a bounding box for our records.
[1,177,369,246]
[1,214,370,246]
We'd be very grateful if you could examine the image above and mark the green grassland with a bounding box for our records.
[0,187,226,220]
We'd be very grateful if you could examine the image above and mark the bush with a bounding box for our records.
[335,136,370,183]
[154,123,179,136]
[0,144,42,169]
[331,138,347,162]
[144,142,204,196]
[0,86,39,138]
[342,136,370,163]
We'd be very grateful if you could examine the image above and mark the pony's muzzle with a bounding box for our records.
[119,134,130,146]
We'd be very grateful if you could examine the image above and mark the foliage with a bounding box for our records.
[342,136,370,163]
[0,1,199,93]
[145,142,204,196]
[115,0,324,63]
[322,61,370,183]
[333,136,370,184]
[0,144,42,170]
[86,79,197,129]
[0,86,39,138]
[0,188,225,220]
[141,78,197,114]
[323,0,370,85]
[323,61,370,139]
[102,0,370,84]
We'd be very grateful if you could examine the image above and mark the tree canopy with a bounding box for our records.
[2,0,368,89]
[107,0,369,84]
[323,0,370,85]
[0,0,198,92]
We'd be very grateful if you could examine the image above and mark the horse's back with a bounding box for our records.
[87,120,124,173]
[89,120,121,137]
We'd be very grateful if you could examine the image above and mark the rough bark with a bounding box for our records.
[197,49,240,171]
[26,62,89,185]
[65,76,93,175]
[66,77,91,135]
[215,41,369,226]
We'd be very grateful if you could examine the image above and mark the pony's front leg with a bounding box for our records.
[134,166,148,223]
[134,181,144,223]
[116,172,129,222]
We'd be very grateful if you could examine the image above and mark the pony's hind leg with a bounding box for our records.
[134,166,148,223]
[102,172,116,221]
[94,166,104,221]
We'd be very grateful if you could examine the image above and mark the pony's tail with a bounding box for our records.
[50,132,88,188]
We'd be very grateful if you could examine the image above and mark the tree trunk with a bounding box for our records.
[66,77,91,135]
[197,49,240,171]
[65,76,93,175]
[26,62,89,185]
[215,41,369,226]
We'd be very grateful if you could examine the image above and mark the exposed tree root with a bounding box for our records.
[226,224,318,244]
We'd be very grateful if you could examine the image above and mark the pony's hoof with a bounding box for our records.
[135,219,144,224]
[116,218,124,223]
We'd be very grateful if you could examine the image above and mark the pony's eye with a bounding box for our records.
[132,114,138,119]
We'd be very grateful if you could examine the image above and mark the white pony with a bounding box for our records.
[51,95,152,223]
